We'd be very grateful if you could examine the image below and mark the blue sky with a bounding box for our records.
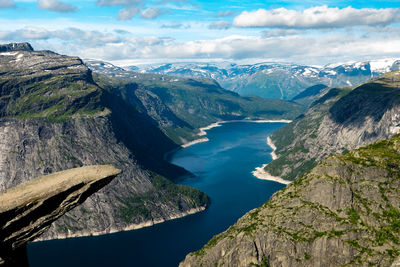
[1,0,400,66]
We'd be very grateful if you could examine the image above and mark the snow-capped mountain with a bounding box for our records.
[131,59,400,100]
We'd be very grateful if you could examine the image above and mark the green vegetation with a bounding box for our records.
[263,86,353,181]
[2,75,103,122]
[117,173,209,223]
[94,72,305,145]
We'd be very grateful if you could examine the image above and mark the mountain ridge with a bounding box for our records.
[130,59,400,100]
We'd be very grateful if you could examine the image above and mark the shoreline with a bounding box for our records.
[267,136,278,160]
[35,206,206,242]
[252,164,291,185]
[181,137,209,148]
[252,127,292,185]
[181,119,293,148]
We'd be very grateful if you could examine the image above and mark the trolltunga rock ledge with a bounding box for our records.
[0,165,121,266]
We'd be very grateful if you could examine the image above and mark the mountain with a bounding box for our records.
[180,70,400,266]
[181,134,400,266]
[291,84,328,106]
[86,60,304,144]
[0,43,210,240]
[0,43,303,241]
[133,59,400,100]
[263,70,400,182]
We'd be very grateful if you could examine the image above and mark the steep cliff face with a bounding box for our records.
[0,165,120,266]
[181,135,400,267]
[0,117,208,240]
[0,43,209,240]
[264,71,400,181]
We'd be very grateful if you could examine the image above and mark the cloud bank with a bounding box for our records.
[2,26,400,65]
[233,6,400,29]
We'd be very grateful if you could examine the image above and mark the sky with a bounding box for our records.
[1,0,400,66]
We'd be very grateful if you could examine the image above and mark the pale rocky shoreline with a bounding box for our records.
[182,119,292,148]
[181,119,293,185]
[252,132,292,185]
[252,164,291,185]
[35,206,206,242]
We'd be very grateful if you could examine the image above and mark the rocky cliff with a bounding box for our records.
[264,71,400,181]
[0,43,209,240]
[181,135,400,267]
[0,165,120,266]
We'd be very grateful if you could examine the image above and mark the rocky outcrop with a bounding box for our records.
[0,115,208,240]
[0,165,120,267]
[0,43,209,240]
[264,71,400,181]
[0,43,33,52]
[181,135,400,266]
[0,45,99,119]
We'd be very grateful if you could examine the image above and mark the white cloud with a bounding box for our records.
[118,7,140,20]
[233,6,400,29]
[209,21,231,30]
[37,0,77,12]
[117,7,162,20]
[215,11,234,17]
[2,25,400,65]
[96,0,143,7]
[0,27,121,46]
[140,8,162,19]
[0,0,15,8]
[17,26,50,39]
[262,29,303,38]
[160,22,189,29]
[96,0,169,20]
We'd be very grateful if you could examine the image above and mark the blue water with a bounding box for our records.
[28,121,286,267]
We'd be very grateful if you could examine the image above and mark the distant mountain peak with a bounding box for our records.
[0,42,33,52]
[132,59,399,100]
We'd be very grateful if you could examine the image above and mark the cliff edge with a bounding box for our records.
[0,165,120,266]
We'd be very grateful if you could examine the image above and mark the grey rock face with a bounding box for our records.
[265,71,400,181]
[181,136,400,266]
[0,165,120,266]
[0,42,33,52]
[0,116,204,240]
[0,43,209,240]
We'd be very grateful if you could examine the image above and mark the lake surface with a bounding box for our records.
[28,121,286,267]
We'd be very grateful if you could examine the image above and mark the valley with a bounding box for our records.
[28,121,287,267]
[1,41,400,267]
